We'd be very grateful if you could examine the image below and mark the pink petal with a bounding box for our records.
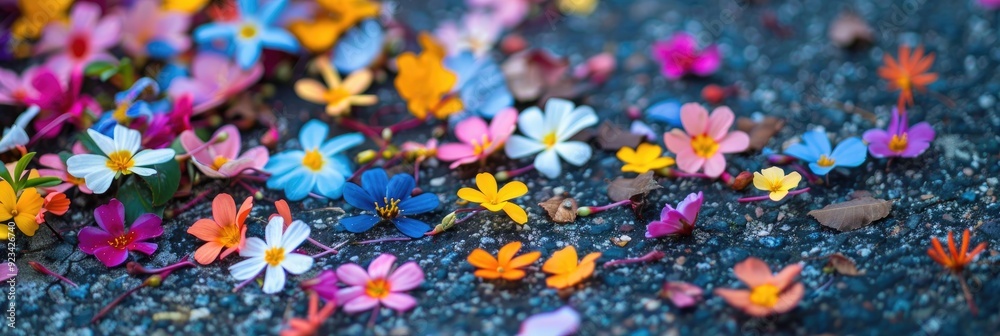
[733,257,773,288]
[381,293,417,312]
[212,125,242,159]
[645,220,684,238]
[692,46,721,76]
[93,246,129,267]
[217,157,262,177]
[342,296,380,313]
[335,286,365,304]
[488,107,519,146]
[455,116,489,145]
[78,227,113,254]
[702,154,727,178]
[39,154,66,170]
[706,106,736,140]
[367,254,396,279]
[128,241,158,255]
[519,307,580,336]
[448,156,480,169]
[179,130,213,164]
[662,130,691,155]
[388,261,424,292]
[94,199,126,235]
[336,263,370,286]
[236,146,270,170]
[675,191,704,224]
[191,160,228,178]
[716,131,750,153]
[674,148,705,174]
[680,103,709,136]
[436,143,476,162]
[91,15,122,50]
[129,213,164,240]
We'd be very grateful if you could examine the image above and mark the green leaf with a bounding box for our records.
[117,177,156,224]
[84,62,116,77]
[13,152,36,189]
[58,151,72,165]
[0,163,12,185]
[22,177,62,189]
[99,67,119,82]
[138,158,181,206]
[77,131,103,154]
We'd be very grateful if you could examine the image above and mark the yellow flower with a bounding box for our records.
[295,57,378,117]
[11,0,73,40]
[161,0,210,13]
[558,0,599,16]
[288,0,380,53]
[616,143,675,174]
[0,180,43,239]
[752,167,802,201]
[394,34,463,120]
[457,173,528,224]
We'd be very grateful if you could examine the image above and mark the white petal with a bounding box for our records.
[262,265,286,294]
[240,237,267,257]
[264,216,284,247]
[516,106,547,140]
[229,257,266,280]
[129,167,156,176]
[83,169,116,194]
[555,141,592,166]
[533,149,562,178]
[112,125,142,153]
[131,149,176,166]
[280,253,314,274]
[504,135,546,159]
[87,128,117,155]
[557,105,599,141]
[67,154,111,177]
[544,98,574,132]
[281,220,310,250]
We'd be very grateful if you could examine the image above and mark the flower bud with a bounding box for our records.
[577,207,593,217]
[729,171,753,191]
[356,149,377,164]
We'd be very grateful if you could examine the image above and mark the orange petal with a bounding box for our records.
[506,251,542,270]
[545,273,573,289]
[212,193,237,227]
[947,231,958,261]
[733,257,772,288]
[275,199,292,225]
[500,269,526,281]
[474,269,501,279]
[467,248,498,269]
[237,196,254,228]
[772,282,805,314]
[188,218,222,242]
[497,241,522,266]
[771,263,803,291]
[43,192,70,216]
[714,288,753,311]
[959,229,971,259]
[194,242,224,265]
[542,246,579,275]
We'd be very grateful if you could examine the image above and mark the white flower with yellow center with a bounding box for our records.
[229,217,313,294]
[504,98,598,178]
[66,125,176,194]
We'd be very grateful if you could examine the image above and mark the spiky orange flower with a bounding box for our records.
[878,45,937,111]
[927,229,986,273]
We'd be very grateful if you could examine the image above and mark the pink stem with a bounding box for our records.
[603,250,666,268]
[497,164,535,180]
[454,209,485,224]
[126,258,196,276]
[790,163,821,184]
[308,237,338,255]
[338,117,383,143]
[737,187,811,203]
[367,304,380,328]
[168,189,214,217]
[580,199,632,215]
[413,160,422,185]
[27,113,75,146]
[28,261,78,288]
[232,272,260,293]
[386,118,426,134]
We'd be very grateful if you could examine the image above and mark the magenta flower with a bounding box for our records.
[180,124,269,178]
[120,0,192,59]
[36,2,121,77]
[78,199,164,267]
[25,67,99,138]
[467,0,535,28]
[980,0,1000,9]
[437,108,517,168]
[663,103,749,177]
[38,151,93,194]
[300,270,339,303]
[167,52,264,114]
[0,66,44,106]
[519,306,580,336]
[651,33,721,80]
[336,254,424,313]
[862,107,935,159]
[661,281,704,308]
[646,191,703,238]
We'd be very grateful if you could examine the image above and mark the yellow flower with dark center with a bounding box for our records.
[288,0,380,53]
[457,173,528,224]
[0,180,43,238]
[616,143,676,174]
[752,167,802,201]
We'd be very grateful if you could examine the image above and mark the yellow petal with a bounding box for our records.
[482,201,506,212]
[289,20,341,54]
[315,56,341,87]
[636,143,662,159]
[162,0,209,13]
[294,79,329,104]
[761,167,784,183]
[501,203,527,224]
[342,69,373,94]
[615,147,636,163]
[433,97,464,119]
[752,172,771,192]
[475,173,498,199]
[769,190,789,201]
[457,188,488,204]
[496,181,527,202]
[780,171,802,191]
[349,95,378,106]
[648,157,675,170]
[621,164,646,174]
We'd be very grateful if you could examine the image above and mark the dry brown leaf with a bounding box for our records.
[808,197,892,231]
[826,253,861,276]
[538,195,578,223]
[597,121,644,151]
[737,117,785,151]
[607,171,661,202]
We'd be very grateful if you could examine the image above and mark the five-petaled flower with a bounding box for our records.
[467,241,541,281]
[663,103,749,178]
[287,0,380,53]
[646,191,703,238]
[295,57,378,117]
[167,52,264,114]
[193,0,300,69]
[862,107,935,159]
[714,257,804,317]
[394,36,463,120]
[542,246,601,289]
[617,143,676,174]
[78,199,164,267]
[341,169,440,238]
[752,167,802,201]
[336,253,425,313]
[180,124,269,179]
[66,124,176,194]
[36,2,121,76]
[651,32,721,80]
[457,172,529,224]
[505,98,599,178]
[281,291,337,336]
[928,229,987,273]
[229,217,314,294]
[438,107,517,168]
[188,193,254,265]
[878,45,937,111]
[264,120,363,201]
[784,130,867,176]
[0,179,43,239]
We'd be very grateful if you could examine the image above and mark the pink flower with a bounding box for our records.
[661,281,704,308]
[300,270,339,303]
[714,257,804,317]
[437,107,517,168]
[0,66,45,106]
[518,306,580,336]
[38,151,92,194]
[651,33,721,80]
[645,191,703,238]
[434,12,503,57]
[78,199,164,267]
[335,254,424,313]
[120,0,192,59]
[25,67,99,138]
[467,0,536,28]
[573,52,616,84]
[663,103,749,177]
[167,52,264,114]
[862,107,935,158]
[401,139,439,163]
[980,0,1000,9]
[36,2,121,77]
[180,124,269,178]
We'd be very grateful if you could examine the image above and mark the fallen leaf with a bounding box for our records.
[539,195,578,223]
[737,117,785,151]
[828,11,874,49]
[607,171,661,202]
[808,197,892,231]
[597,121,644,151]
[826,253,861,276]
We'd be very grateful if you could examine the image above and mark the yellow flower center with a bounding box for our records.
[264,247,285,267]
[105,150,136,174]
[107,232,137,250]
[472,134,492,156]
[365,279,391,299]
[301,149,325,171]
[542,132,558,149]
[10,209,17,216]
[113,102,131,123]
[211,155,230,171]
[690,134,719,158]
[323,88,351,105]
[749,284,780,308]
[889,134,908,152]
[219,224,241,248]
[896,76,911,92]
[239,24,258,39]
[816,155,835,167]
[496,266,505,274]
[375,197,401,219]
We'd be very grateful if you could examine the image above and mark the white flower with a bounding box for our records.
[229,217,314,294]
[0,105,39,153]
[505,98,598,178]
[66,125,175,194]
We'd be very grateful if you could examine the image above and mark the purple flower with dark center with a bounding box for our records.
[78,199,164,267]
[646,191,703,238]
[862,107,935,158]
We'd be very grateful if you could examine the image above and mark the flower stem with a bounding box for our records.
[308,238,339,256]
[386,117,426,134]
[790,163,821,184]
[578,199,632,216]
[27,112,74,146]
[337,117,383,144]
[353,237,413,245]
[413,160,422,185]
[175,131,228,160]
[454,209,485,224]
[166,188,214,218]
[235,180,264,199]
[126,258,197,276]
[957,273,979,315]
[766,154,797,165]
[232,272,260,293]
[496,164,535,181]
[92,282,144,324]
[602,250,665,268]
[367,304,380,328]
[28,261,77,288]
[737,187,811,203]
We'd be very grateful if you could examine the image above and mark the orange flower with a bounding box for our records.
[394,33,463,120]
[187,193,253,265]
[928,229,987,273]
[714,257,804,317]
[542,246,601,289]
[35,192,70,224]
[281,292,336,336]
[878,45,937,111]
[467,241,541,280]
[271,199,293,227]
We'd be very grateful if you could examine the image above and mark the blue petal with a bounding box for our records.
[646,100,682,127]
[234,38,263,70]
[260,28,299,53]
[444,52,478,87]
[453,55,512,119]
[193,23,234,45]
[314,168,346,200]
[386,174,416,201]
[783,143,819,163]
[398,193,439,215]
[298,120,328,150]
[257,0,287,24]
[285,170,316,201]
[147,40,179,59]
[361,169,389,200]
[332,20,384,73]
[155,63,188,92]
[341,215,381,233]
[126,101,154,120]
[343,183,377,211]
[320,132,364,156]
[808,162,834,176]
[265,151,304,175]
[829,137,867,168]
[801,130,832,156]
[238,0,258,16]
[392,217,431,238]
[91,119,117,137]
[328,154,353,177]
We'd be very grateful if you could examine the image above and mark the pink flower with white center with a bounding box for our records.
[651,32,721,80]
[36,2,121,77]
[0,66,45,106]
[437,108,517,168]
[336,253,425,313]
[167,52,264,114]
[434,12,503,57]
[120,0,192,59]
[663,103,749,178]
[179,124,269,178]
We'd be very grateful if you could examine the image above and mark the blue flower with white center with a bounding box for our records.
[341,169,440,238]
[193,0,299,70]
[784,130,867,176]
[265,120,363,201]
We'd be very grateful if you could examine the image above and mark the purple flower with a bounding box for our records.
[651,33,721,80]
[78,199,164,267]
[661,281,704,308]
[518,306,580,336]
[646,191,703,238]
[300,270,338,303]
[862,107,935,158]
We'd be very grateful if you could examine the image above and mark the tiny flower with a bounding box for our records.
[281,292,336,336]
[264,120,364,201]
[167,52,264,114]
[188,193,254,265]
[558,0,598,15]
[467,241,541,281]
[193,0,300,69]
[663,103,749,178]
[434,12,502,57]
[10,0,73,40]
[457,172,529,224]
[0,180,43,238]
[336,253,425,313]
[36,2,121,76]
[341,169,440,238]
[616,143,675,174]
[66,125,176,194]
[645,191,703,238]
[286,0,379,53]
[0,105,39,153]
[180,125,269,179]
[505,98,598,178]
[714,257,805,317]
[542,245,601,289]
[660,281,703,308]
[121,0,192,59]
[651,33,721,80]
[35,192,70,224]
[78,199,164,267]
[928,229,987,273]
[862,107,935,158]
[518,306,581,336]
[784,130,867,176]
[401,139,438,163]
[395,36,464,120]
[295,57,377,117]
[229,217,314,294]
[878,45,937,111]
[752,167,802,201]
[438,108,518,168]
[95,77,164,129]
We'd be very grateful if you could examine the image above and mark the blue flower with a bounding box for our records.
[193,0,299,70]
[784,130,867,176]
[332,19,384,73]
[341,169,439,238]
[646,100,682,127]
[265,120,363,201]
[93,77,170,136]
[444,51,513,119]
